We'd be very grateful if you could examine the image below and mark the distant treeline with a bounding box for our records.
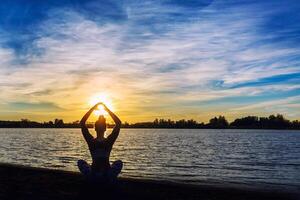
[0,119,93,128]
[0,114,300,130]
[123,114,300,130]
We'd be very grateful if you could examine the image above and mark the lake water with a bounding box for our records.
[0,128,299,190]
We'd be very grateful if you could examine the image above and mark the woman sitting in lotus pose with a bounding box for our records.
[77,102,122,182]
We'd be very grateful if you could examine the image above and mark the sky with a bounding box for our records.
[0,0,300,123]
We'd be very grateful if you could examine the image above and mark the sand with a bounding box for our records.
[0,163,298,200]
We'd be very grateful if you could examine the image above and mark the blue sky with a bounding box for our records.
[0,0,299,122]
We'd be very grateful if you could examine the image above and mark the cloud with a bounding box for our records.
[231,95,300,118]
[0,46,14,68]
[0,0,300,121]
[7,102,64,111]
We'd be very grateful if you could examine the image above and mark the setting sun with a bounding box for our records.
[94,105,106,116]
[88,93,114,117]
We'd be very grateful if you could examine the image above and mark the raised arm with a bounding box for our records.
[80,103,100,145]
[103,104,121,145]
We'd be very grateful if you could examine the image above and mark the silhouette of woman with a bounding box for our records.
[77,102,122,182]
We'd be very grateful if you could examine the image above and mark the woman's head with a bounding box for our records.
[95,115,106,136]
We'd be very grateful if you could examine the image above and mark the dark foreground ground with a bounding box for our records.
[0,163,299,200]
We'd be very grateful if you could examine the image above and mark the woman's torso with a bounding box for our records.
[89,138,112,172]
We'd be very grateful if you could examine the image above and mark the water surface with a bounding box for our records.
[0,128,299,190]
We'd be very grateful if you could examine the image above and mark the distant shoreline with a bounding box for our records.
[1,127,300,130]
[1,114,300,130]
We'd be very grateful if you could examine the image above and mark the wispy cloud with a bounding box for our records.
[231,95,300,118]
[8,101,64,111]
[0,0,299,122]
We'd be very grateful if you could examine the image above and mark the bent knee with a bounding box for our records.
[77,159,87,166]
[112,160,123,170]
[114,160,123,166]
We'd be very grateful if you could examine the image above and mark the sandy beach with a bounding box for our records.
[0,163,298,200]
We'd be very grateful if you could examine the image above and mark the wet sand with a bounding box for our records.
[0,163,298,200]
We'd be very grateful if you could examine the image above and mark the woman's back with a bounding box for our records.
[89,139,112,172]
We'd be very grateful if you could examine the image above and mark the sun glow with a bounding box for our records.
[88,93,114,117]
